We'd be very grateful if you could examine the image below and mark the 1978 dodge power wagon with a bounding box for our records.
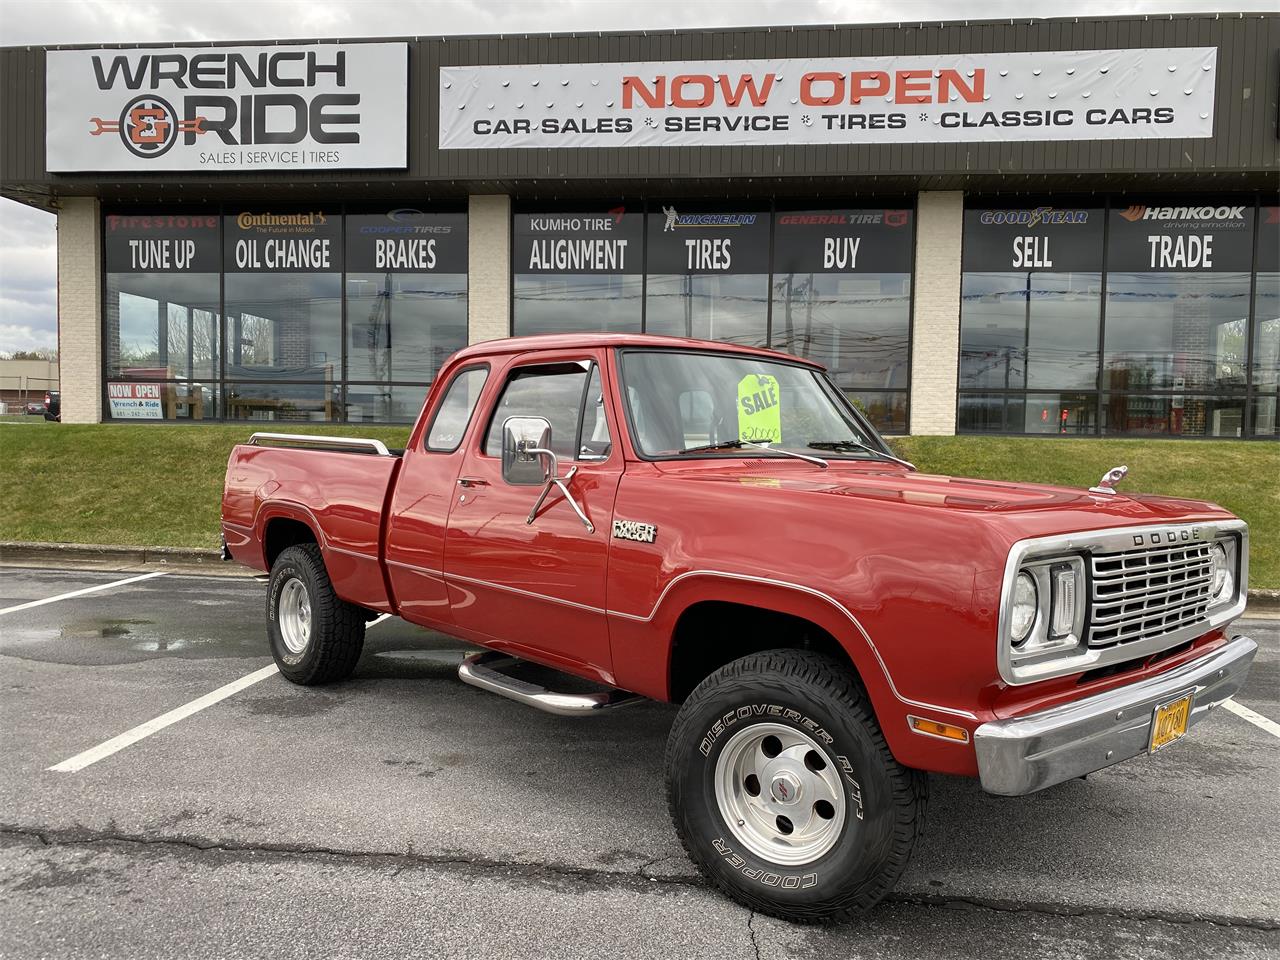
[222,333,1256,922]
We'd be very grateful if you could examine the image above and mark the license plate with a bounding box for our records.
[1149,692,1194,752]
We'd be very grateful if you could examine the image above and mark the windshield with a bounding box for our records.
[618,350,888,459]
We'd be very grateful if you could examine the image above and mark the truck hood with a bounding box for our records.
[652,459,1234,537]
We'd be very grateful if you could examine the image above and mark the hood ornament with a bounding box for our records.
[1090,465,1129,495]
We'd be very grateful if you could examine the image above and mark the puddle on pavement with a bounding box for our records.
[0,615,265,665]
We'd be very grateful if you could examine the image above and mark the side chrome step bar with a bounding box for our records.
[457,651,643,716]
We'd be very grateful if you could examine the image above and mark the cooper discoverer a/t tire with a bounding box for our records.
[266,543,365,685]
[665,649,926,922]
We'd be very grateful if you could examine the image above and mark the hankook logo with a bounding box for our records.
[1119,204,1247,224]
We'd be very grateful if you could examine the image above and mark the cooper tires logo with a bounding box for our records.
[118,95,178,158]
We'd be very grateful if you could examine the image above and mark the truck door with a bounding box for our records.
[385,363,494,628]
[443,353,620,681]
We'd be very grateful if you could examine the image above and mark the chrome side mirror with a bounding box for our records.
[500,414,594,534]
[502,416,554,486]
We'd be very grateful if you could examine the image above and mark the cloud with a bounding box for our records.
[0,322,57,354]
[0,199,57,355]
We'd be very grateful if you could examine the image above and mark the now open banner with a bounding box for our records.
[438,47,1217,149]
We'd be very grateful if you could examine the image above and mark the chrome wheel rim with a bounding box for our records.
[713,722,847,866]
[278,578,312,655]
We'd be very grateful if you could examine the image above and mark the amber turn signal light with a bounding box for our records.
[907,716,971,743]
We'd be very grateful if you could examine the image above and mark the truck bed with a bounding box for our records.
[221,433,403,612]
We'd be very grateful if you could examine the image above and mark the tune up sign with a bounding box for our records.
[45,43,408,172]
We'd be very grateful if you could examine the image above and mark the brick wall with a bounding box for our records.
[467,195,511,343]
[908,191,964,435]
[56,198,102,423]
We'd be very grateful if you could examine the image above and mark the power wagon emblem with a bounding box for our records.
[612,519,657,543]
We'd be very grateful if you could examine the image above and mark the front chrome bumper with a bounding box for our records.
[974,635,1257,796]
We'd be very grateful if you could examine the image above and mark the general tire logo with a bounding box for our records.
[612,519,656,543]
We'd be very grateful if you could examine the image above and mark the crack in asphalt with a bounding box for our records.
[0,824,699,894]
[3,824,1277,932]
[747,910,762,960]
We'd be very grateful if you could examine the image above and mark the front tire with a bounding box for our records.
[266,543,365,685]
[665,649,926,922]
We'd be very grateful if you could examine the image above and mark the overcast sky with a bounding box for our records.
[1,0,1274,355]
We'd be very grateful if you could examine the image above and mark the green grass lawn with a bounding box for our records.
[0,424,1276,588]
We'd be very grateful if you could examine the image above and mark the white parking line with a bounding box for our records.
[0,571,168,616]
[46,611,393,773]
[1223,699,1280,739]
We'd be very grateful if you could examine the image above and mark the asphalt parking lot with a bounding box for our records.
[1,564,1277,959]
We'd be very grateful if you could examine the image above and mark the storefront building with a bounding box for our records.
[2,13,1276,437]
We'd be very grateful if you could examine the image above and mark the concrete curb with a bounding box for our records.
[0,540,255,576]
[2,539,1278,612]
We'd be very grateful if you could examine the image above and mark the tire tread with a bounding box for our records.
[271,543,365,685]
[665,649,927,923]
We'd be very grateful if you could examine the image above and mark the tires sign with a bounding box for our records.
[46,43,408,172]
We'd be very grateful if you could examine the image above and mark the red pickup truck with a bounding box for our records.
[222,333,1256,922]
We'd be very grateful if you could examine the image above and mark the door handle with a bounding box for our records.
[457,477,489,488]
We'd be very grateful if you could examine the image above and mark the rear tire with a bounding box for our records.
[665,649,926,922]
[266,543,365,685]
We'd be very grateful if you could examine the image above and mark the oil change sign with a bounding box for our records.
[438,47,1217,149]
[46,43,407,172]
[738,374,782,443]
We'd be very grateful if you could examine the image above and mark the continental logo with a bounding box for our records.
[1118,204,1247,223]
[236,212,328,229]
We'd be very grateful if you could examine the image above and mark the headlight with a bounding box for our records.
[1210,539,1234,605]
[1011,572,1038,645]
[1006,557,1085,662]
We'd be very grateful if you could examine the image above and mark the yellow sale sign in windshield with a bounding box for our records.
[738,374,782,443]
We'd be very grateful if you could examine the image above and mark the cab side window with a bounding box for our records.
[425,366,489,452]
[484,364,588,460]
[577,364,612,460]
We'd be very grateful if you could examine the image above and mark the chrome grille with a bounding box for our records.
[1088,541,1214,648]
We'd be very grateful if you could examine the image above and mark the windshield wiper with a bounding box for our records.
[806,440,916,471]
[677,439,828,469]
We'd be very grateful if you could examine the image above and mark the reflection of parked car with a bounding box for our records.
[43,390,60,422]
[24,402,45,415]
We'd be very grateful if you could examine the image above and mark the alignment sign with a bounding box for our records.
[439,47,1216,149]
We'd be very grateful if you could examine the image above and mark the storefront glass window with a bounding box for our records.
[771,208,913,431]
[1101,200,1255,437]
[959,199,1273,439]
[222,208,341,421]
[103,212,221,421]
[645,205,769,347]
[1250,209,1279,438]
[513,206,643,335]
[958,204,1104,434]
[345,209,468,422]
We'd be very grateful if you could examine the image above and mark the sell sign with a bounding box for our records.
[47,43,408,172]
[438,47,1217,149]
